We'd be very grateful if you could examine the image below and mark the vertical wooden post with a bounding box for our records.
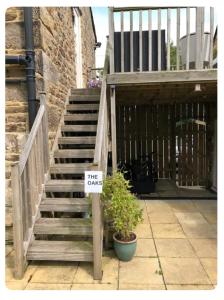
[167,8,171,71]
[170,105,176,181]
[121,11,124,72]
[108,7,114,73]
[130,11,133,72]
[158,8,161,71]
[186,7,190,70]
[148,9,152,71]
[139,10,143,72]
[11,163,26,279]
[91,164,103,280]
[196,7,202,69]
[176,7,180,70]
[40,92,49,174]
[110,85,117,172]
[209,7,214,68]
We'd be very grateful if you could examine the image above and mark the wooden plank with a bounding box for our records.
[181,103,187,185]
[54,149,94,158]
[163,104,169,178]
[108,7,114,73]
[66,104,99,111]
[192,103,199,184]
[198,103,204,185]
[130,11,133,72]
[209,7,214,68]
[116,104,121,162]
[187,103,193,185]
[40,92,49,174]
[119,105,125,162]
[136,105,141,159]
[40,198,90,212]
[11,163,26,279]
[142,105,147,159]
[125,106,130,163]
[196,7,203,69]
[50,163,91,174]
[158,105,164,178]
[121,11,124,72]
[107,69,217,85]
[58,136,96,144]
[148,9,152,71]
[158,8,161,71]
[61,125,97,132]
[170,104,176,181]
[130,105,135,161]
[186,7,190,70]
[27,240,93,262]
[167,8,171,71]
[139,10,143,72]
[200,7,205,69]
[64,114,98,121]
[110,86,117,171]
[176,7,180,70]
[176,104,182,185]
[113,7,194,12]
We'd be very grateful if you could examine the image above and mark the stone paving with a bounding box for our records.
[5,199,217,290]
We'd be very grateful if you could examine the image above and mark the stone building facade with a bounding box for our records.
[5,7,97,244]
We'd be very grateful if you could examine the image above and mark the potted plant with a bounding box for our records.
[102,172,143,261]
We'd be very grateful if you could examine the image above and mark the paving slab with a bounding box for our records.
[145,200,173,213]
[119,283,165,290]
[71,283,117,290]
[135,238,157,257]
[181,223,217,238]
[175,212,208,225]
[148,211,178,224]
[6,281,28,290]
[202,211,217,224]
[25,283,71,290]
[166,284,214,290]
[165,200,197,212]
[119,257,164,285]
[200,258,217,284]
[189,239,217,258]
[155,239,196,258]
[151,223,186,238]
[135,223,152,238]
[160,257,211,285]
[73,255,119,284]
[30,261,78,284]
[192,200,217,212]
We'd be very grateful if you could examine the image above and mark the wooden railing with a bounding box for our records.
[91,41,110,279]
[11,92,49,279]
[109,7,216,73]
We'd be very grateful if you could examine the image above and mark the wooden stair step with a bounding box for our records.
[58,136,96,145]
[66,104,99,111]
[40,198,90,212]
[27,240,93,261]
[54,149,94,158]
[61,125,97,132]
[50,163,91,174]
[71,88,100,95]
[45,179,84,192]
[64,114,98,121]
[34,218,92,236]
[69,95,100,102]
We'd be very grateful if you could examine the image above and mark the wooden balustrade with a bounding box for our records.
[109,6,216,73]
[91,41,110,279]
[11,92,49,279]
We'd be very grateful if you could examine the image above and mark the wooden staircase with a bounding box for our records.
[27,88,100,264]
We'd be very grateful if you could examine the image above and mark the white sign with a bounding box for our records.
[84,171,103,193]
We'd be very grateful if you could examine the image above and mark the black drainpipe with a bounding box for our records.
[23,7,37,130]
[5,7,37,130]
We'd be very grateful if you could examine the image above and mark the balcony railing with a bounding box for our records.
[108,7,216,73]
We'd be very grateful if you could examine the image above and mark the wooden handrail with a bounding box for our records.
[11,92,49,279]
[91,40,110,280]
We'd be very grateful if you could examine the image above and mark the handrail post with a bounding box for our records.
[91,164,103,280]
[39,91,49,174]
[11,163,26,279]
[109,7,114,73]
[110,85,117,172]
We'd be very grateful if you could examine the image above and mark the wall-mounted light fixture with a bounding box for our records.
[194,83,201,92]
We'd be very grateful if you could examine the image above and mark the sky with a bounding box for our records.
[92,7,217,68]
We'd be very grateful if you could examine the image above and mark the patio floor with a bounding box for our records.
[5,199,217,290]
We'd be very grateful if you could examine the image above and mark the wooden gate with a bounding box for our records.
[116,102,214,186]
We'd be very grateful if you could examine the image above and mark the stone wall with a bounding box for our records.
[5,7,96,244]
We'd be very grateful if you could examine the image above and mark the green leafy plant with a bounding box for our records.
[101,172,143,241]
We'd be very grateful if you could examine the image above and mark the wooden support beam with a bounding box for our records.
[108,7,114,73]
[107,69,217,85]
[186,7,190,70]
[11,164,26,279]
[130,11,133,72]
[120,11,124,72]
[209,7,214,68]
[167,8,171,71]
[139,10,143,72]
[148,9,152,71]
[158,8,161,71]
[110,86,117,172]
